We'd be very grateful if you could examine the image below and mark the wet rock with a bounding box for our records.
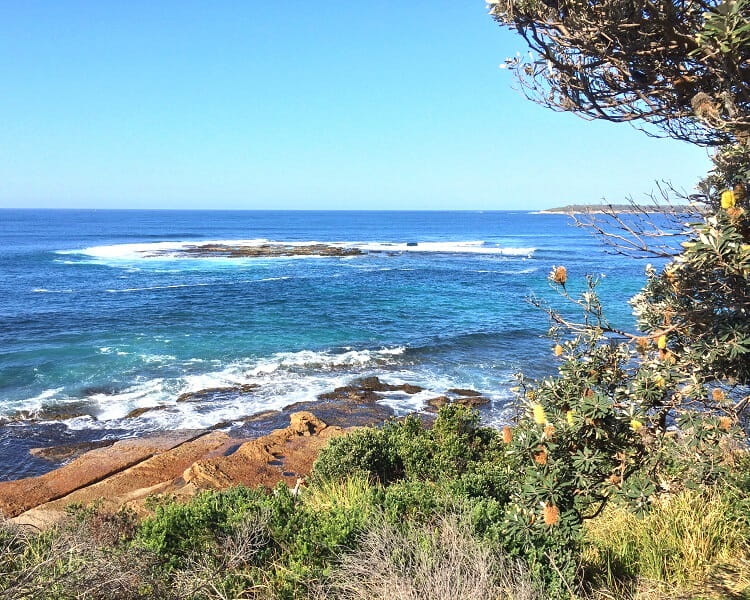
[10,402,95,423]
[447,388,482,397]
[176,383,260,403]
[354,376,422,393]
[284,399,394,428]
[30,440,116,463]
[160,243,363,259]
[425,395,490,412]
[80,385,124,396]
[454,396,490,407]
[317,386,380,403]
[401,384,423,394]
[125,405,169,419]
[426,396,451,410]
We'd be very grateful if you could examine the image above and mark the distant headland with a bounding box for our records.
[537,204,689,215]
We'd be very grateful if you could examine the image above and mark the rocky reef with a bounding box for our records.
[150,243,363,258]
[0,376,492,529]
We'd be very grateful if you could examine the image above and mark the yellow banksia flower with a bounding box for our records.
[721,189,736,209]
[543,503,560,526]
[653,374,666,388]
[553,344,564,356]
[712,388,725,402]
[502,426,513,444]
[719,416,733,431]
[630,419,644,432]
[532,403,547,425]
[566,410,575,427]
[657,334,668,350]
[550,265,567,285]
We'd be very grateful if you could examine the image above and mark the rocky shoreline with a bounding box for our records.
[0,377,491,529]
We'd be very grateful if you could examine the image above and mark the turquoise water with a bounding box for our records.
[0,210,649,479]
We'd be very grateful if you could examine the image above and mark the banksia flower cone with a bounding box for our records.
[712,388,725,402]
[721,189,736,209]
[657,334,668,350]
[543,503,560,526]
[532,403,547,425]
[553,344,563,356]
[719,416,732,432]
[550,265,567,285]
[502,426,513,444]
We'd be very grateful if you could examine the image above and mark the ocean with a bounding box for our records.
[0,209,653,481]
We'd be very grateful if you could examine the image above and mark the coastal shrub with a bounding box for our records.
[311,425,404,484]
[137,485,275,567]
[313,405,506,486]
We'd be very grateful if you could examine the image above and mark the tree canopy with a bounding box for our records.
[489,0,750,146]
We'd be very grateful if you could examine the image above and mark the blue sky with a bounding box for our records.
[0,1,711,210]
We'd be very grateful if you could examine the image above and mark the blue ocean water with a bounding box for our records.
[0,210,650,480]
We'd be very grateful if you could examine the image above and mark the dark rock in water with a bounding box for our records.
[125,405,170,419]
[11,402,96,423]
[30,439,116,462]
[426,396,451,410]
[283,399,394,428]
[317,386,380,403]
[317,377,424,403]
[355,376,393,391]
[447,388,482,397]
[80,385,124,397]
[455,396,489,407]
[157,243,363,259]
[401,384,423,394]
[354,376,423,394]
[176,384,260,403]
[406,242,418,247]
[425,395,489,412]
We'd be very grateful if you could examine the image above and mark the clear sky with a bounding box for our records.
[0,1,712,210]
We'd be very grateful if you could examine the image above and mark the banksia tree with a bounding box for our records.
[487,0,750,594]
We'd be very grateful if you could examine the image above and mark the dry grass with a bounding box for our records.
[313,513,542,600]
[584,489,750,599]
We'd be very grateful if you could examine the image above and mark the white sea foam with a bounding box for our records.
[32,288,74,293]
[24,387,65,406]
[471,267,539,275]
[11,347,512,433]
[352,241,535,256]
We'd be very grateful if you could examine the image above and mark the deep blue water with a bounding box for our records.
[0,210,650,480]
